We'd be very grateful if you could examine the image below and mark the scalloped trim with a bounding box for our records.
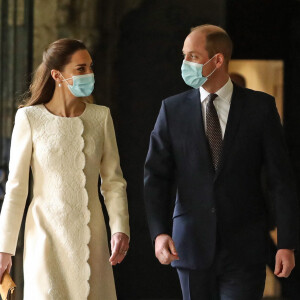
[78,117,92,298]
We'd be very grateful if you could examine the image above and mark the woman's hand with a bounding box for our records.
[0,252,12,281]
[109,232,129,266]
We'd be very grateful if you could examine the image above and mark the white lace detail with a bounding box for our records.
[24,105,92,299]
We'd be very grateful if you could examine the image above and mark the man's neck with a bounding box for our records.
[202,73,230,94]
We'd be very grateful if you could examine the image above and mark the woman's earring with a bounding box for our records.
[58,83,61,87]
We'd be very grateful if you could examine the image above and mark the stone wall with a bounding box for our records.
[33,0,143,106]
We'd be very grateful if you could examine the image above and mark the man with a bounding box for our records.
[144,24,299,299]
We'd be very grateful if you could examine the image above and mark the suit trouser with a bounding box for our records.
[177,251,266,300]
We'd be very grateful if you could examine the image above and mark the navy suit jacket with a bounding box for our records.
[144,84,299,270]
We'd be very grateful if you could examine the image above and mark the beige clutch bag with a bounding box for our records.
[0,271,16,300]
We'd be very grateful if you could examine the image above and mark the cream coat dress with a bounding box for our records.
[0,103,130,300]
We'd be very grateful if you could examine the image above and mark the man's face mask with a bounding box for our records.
[181,55,217,89]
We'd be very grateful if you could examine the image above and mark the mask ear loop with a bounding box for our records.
[204,54,218,78]
[206,66,217,78]
[59,73,73,87]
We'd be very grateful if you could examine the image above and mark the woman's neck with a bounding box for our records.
[45,88,85,118]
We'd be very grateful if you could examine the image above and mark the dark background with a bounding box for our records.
[1,0,300,299]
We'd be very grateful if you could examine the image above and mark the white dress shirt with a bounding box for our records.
[200,78,233,139]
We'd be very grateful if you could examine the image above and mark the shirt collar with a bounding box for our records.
[200,78,233,103]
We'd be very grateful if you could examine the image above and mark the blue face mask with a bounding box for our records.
[181,55,217,89]
[61,73,95,97]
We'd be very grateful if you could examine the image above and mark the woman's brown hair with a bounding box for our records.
[20,38,93,107]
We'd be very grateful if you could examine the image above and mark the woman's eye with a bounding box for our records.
[77,67,85,72]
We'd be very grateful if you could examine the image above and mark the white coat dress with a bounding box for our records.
[0,103,130,300]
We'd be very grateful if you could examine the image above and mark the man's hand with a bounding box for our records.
[274,249,295,278]
[109,232,129,266]
[155,234,179,265]
[0,252,12,282]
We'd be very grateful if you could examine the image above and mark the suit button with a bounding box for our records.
[211,208,216,213]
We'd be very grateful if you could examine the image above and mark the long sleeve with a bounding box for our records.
[262,98,299,250]
[0,108,32,255]
[99,108,130,238]
[144,101,175,241]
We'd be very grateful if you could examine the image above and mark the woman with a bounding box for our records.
[0,39,130,299]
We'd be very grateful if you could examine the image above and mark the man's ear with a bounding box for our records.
[215,53,225,69]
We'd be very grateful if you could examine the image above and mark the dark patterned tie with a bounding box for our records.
[206,93,222,170]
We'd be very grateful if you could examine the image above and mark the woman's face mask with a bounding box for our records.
[61,73,95,97]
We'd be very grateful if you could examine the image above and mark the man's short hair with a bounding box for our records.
[191,25,233,63]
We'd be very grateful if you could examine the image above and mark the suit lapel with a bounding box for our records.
[214,84,245,181]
